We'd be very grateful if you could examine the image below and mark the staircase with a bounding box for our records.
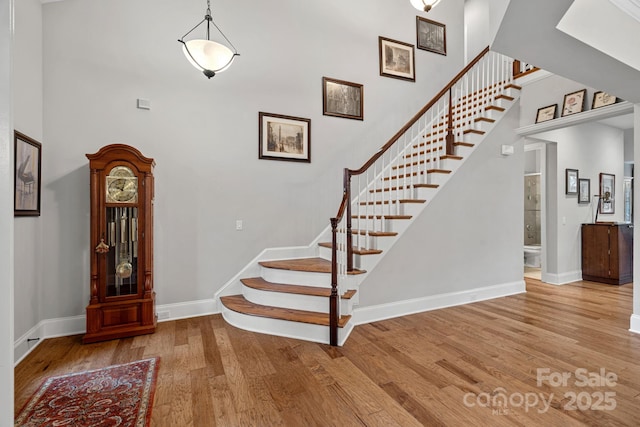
[216,48,521,345]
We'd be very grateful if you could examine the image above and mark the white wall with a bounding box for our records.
[464,0,510,62]
[359,105,524,307]
[13,0,43,356]
[520,73,626,283]
[17,0,466,336]
[535,123,625,282]
[0,0,14,421]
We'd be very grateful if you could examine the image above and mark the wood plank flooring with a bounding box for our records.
[15,278,640,426]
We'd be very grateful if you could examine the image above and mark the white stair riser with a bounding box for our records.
[484,108,504,120]
[351,218,412,234]
[221,307,351,346]
[242,284,352,314]
[353,253,382,271]
[493,97,514,109]
[455,145,475,158]
[261,266,330,287]
[474,119,496,133]
[427,172,451,186]
[462,132,485,145]
[355,201,425,218]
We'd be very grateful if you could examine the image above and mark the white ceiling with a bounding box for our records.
[492,0,640,104]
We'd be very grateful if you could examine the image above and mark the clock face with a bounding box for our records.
[106,166,138,203]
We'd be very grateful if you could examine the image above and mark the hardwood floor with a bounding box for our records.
[15,279,640,426]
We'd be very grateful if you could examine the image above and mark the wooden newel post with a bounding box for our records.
[344,169,353,272]
[446,88,454,155]
[329,217,339,346]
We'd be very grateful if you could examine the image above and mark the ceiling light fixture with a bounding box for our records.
[410,0,441,13]
[178,0,239,79]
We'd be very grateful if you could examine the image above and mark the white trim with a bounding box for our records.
[541,270,582,285]
[516,101,634,136]
[630,314,640,334]
[350,280,526,326]
[515,69,552,86]
[15,299,220,365]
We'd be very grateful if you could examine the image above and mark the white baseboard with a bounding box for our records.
[14,298,220,366]
[351,280,526,326]
[542,270,582,285]
[630,314,640,335]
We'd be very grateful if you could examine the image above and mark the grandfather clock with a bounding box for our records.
[83,144,156,343]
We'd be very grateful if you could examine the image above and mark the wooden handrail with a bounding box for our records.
[328,45,497,346]
[349,46,489,176]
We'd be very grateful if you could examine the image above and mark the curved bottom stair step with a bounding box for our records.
[220,295,351,327]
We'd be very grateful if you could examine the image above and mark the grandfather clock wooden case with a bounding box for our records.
[83,144,157,344]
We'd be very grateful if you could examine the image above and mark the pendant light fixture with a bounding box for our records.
[410,0,441,13]
[178,0,239,79]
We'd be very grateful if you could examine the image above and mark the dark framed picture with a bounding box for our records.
[578,178,590,204]
[259,112,311,163]
[599,173,615,214]
[561,89,586,117]
[535,104,557,123]
[14,131,42,216]
[416,16,446,56]
[566,169,578,195]
[592,91,617,109]
[322,77,363,121]
[379,36,415,82]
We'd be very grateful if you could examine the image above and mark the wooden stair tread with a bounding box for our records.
[486,105,506,112]
[505,83,522,90]
[440,155,463,160]
[241,277,357,299]
[463,129,485,135]
[318,242,383,255]
[474,117,495,123]
[220,295,351,328]
[260,257,365,275]
[352,229,398,237]
[371,183,439,192]
[353,214,412,220]
[359,199,426,205]
[241,277,331,297]
[495,94,514,101]
[454,142,474,148]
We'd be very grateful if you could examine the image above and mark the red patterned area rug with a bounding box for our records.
[15,357,160,427]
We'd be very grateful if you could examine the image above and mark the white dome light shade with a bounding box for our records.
[182,39,235,75]
[410,0,441,12]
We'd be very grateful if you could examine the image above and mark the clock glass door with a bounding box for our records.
[105,206,139,297]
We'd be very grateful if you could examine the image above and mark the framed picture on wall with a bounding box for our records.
[258,112,311,163]
[599,173,615,214]
[561,89,586,117]
[535,104,557,123]
[592,91,617,109]
[14,131,42,216]
[565,168,578,195]
[416,17,446,56]
[379,36,415,82]
[322,77,364,121]
[578,178,590,204]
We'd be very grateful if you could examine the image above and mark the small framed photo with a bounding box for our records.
[561,89,586,117]
[535,104,557,123]
[578,178,590,204]
[416,16,446,56]
[322,77,363,121]
[599,173,615,214]
[379,36,415,82]
[259,112,311,163]
[14,131,42,216]
[592,91,617,109]
[566,168,578,195]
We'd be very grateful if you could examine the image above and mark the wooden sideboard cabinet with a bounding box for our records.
[581,223,633,285]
